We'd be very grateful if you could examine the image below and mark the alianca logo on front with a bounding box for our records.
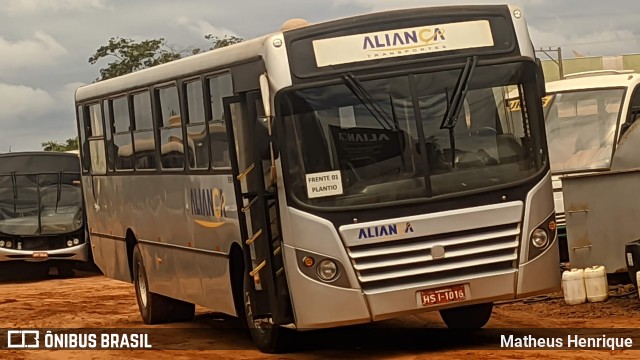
[358,222,415,240]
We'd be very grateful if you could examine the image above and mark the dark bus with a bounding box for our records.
[0,152,89,275]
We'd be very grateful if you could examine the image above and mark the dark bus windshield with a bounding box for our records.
[278,61,545,208]
[0,154,83,236]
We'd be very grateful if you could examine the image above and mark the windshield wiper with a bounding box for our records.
[441,56,478,167]
[10,172,17,213]
[342,73,394,130]
[55,171,62,212]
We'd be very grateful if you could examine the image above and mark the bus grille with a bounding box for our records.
[346,222,520,292]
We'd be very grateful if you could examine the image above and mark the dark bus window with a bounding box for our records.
[103,99,115,171]
[157,86,184,170]
[185,80,208,169]
[112,96,130,133]
[133,91,153,131]
[132,91,156,170]
[112,96,133,171]
[208,74,233,168]
[77,105,90,172]
[87,103,103,137]
[133,131,156,170]
[87,103,106,175]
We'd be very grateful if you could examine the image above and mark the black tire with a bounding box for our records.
[132,245,195,324]
[56,263,76,278]
[243,274,292,353]
[439,302,494,329]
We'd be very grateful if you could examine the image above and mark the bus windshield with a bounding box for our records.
[278,61,544,208]
[544,89,624,173]
[0,173,83,236]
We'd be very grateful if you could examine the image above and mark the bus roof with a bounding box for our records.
[76,4,525,103]
[546,72,640,93]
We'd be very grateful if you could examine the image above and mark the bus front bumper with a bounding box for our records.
[284,241,560,329]
[0,244,89,263]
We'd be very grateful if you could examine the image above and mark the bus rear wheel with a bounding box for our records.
[439,302,493,329]
[132,245,195,324]
[243,274,292,353]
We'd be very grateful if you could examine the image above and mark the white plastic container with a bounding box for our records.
[562,268,586,305]
[584,265,608,303]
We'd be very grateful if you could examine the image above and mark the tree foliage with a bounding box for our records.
[42,137,79,152]
[200,34,244,53]
[89,37,182,81]
[89,34,243,81]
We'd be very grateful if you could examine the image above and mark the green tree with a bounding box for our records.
[89,37,182,81]
[89,35,243,81]
[42,137,79,152]
[193,34,244,54]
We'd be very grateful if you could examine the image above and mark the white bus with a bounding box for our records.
[75,5,559,352]
[525,70,640,272]
[0,151,88,275]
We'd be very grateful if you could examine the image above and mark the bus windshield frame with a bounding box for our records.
[276,60,547,210]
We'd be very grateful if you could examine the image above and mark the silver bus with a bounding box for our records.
[75,5,559,352]
[0,151,89,275]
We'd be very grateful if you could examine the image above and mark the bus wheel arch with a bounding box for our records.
[125,229,137,283]
[229,242,246,320]
[132,243,195,324]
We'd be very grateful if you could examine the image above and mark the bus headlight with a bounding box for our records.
[67,240,74,247]
[0,240,4,247]
[5,241,12,248]
[317,259,338,281]
[531,228,549,248]
[73,238,80,245]
[73,211,83,231]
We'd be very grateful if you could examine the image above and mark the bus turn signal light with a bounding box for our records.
[303,256,315,267]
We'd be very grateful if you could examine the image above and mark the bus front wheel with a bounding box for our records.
[439,302,493,329]
[132,245,195,324]
[243,274,292,353]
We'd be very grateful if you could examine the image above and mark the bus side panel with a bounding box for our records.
[83,176,132,283]
[85,174,240,314]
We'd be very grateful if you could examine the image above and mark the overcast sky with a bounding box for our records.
[1,0,639,151]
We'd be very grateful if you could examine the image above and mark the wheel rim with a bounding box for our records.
[137,262,148,308]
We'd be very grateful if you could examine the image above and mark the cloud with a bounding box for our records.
[0,32,67,70]
[330,0,545,12]
[529,27,640,56]
[0,82,83,151]
[5,0,108,14]
[176,17,239,38]
[0,83,56,121]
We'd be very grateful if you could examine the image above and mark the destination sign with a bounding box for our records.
[312,20,494,67]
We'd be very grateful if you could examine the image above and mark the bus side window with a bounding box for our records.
[76,105,91,173]
[112,96,134,171]
[185,79,209,170]
[103,99,115,171]
[87,103,106,175]
[132,91,157,171]
[157,85,185,170]
[207,73,233,169]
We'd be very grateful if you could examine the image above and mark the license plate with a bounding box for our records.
[418,284,467,307]
[32,252,49,259]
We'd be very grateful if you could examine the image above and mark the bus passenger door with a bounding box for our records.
[223,92,294,325]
